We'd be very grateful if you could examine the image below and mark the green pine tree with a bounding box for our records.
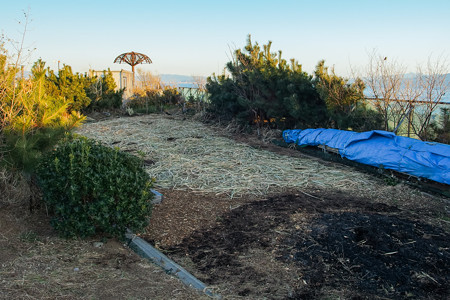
[207,35,328,129]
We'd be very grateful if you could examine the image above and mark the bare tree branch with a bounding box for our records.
[411,55,449,140]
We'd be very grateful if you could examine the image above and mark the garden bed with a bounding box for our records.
[75,114,450,299]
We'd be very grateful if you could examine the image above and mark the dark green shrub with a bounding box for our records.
[127,90,161,114]
[430,108,450,144]
[36,136,154,238]
[206,36,328,129]
[161,87,183,106]
[46,65,91,112]
[345,105,384,132]
[88,92,123,110]
[127,87,182,114]
[206,74,242,122]
[85,70,124,111]
[1,128,67,173]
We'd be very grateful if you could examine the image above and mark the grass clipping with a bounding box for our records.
[76,115,374,197]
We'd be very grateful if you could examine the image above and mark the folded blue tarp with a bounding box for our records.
[283,129,450,185]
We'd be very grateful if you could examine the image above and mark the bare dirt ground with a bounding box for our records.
[151,189,449,299]
[0,202,209,300]
[2,113,449,300]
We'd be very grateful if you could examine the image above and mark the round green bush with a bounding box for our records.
[37,136,154,238]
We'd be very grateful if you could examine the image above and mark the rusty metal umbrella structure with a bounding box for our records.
[113,51,152,90]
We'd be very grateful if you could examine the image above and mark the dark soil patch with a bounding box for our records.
[165,192,450,299]
[289,212,449,299]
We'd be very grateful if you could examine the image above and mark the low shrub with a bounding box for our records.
[37,136,154,238]
[430,108,450,144]
[86,92,123,111]
[127,87,183,114]
[127,90,161,114]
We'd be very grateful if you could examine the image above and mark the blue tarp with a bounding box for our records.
[283,129,450,185]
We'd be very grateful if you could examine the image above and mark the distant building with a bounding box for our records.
[89,69,134,99]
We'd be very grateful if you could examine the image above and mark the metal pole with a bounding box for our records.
[407,105,414,137]
[132,65,135,93]
[394,103,413,135]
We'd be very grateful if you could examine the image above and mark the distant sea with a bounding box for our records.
[162,74,450,104]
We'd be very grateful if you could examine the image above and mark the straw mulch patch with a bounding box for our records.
[76,114,378,197]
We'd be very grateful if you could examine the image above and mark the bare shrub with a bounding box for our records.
[0,168,31,206]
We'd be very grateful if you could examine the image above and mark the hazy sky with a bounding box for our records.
[1,0,449,77]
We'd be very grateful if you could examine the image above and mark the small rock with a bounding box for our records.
[151,189,163,204]
[85,116,96,123]
[93,242,104,248]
